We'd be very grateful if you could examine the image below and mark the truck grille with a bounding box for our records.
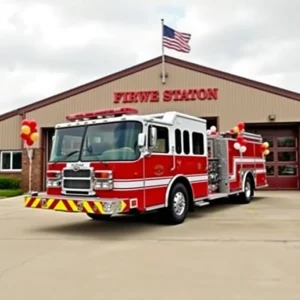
[63,169,91,178]
[62,167,93,195]
[63,179,91,189]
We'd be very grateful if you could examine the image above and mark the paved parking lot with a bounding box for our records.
[0,191,300,300]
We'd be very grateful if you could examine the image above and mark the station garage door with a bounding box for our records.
[247,125,299,190]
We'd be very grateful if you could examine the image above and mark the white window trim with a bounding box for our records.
[0,151,22,172]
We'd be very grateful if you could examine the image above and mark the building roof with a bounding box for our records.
[1,55,300,122]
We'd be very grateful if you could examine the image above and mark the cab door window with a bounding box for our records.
[148,125,169,153]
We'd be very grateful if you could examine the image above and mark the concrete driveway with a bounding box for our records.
[0,191,300,300]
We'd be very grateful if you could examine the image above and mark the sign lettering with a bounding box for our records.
[113,88,219,104]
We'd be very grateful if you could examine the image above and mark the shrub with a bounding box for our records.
[0,189,24,197]
[0,176,21,190]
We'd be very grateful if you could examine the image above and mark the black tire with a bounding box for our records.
[86,213,111,221]
[239,176,254,204]
[163,183,189,225]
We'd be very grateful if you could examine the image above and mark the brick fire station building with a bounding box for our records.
[0,55,300,191]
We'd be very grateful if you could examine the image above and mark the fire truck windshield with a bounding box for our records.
[49,121,143,163]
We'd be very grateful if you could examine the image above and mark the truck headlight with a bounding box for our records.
[47,180,61,187]
[93,180,113,190]
[101,182,112,189]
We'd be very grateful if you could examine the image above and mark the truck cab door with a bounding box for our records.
[143,124,173,208]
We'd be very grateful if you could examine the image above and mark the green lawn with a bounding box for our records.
[0,189,24,198]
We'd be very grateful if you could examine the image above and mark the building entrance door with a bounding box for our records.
[264,135,298,189]
[247,125,299,189]
[200,117,218,130]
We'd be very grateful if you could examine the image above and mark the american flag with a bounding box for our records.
[162,24,191,53]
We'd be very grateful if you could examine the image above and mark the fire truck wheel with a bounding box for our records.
[239,177,253,204]
[165,183,189,225]
[86,213,111,221]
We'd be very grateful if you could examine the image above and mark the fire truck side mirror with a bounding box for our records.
[138,133,146,147]
[149,127,157,148]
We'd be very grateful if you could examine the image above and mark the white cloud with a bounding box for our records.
[1,0,300,115]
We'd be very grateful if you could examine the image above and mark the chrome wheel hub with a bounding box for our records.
[173,192,186,216]
[245,181,251,198]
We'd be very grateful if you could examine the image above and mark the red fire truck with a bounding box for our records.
[24,107,268,225]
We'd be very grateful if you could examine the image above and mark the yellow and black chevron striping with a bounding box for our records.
[24,196,127,214]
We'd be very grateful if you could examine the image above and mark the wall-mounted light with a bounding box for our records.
[160,71,168,78]
[268,114,276,121]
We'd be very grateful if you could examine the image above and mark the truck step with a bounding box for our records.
[208,193,229,201]
[194,200,210,207]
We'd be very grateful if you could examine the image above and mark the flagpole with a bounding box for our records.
[161,18,166,84]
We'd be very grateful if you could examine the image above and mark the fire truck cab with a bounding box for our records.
[24,107,267,225]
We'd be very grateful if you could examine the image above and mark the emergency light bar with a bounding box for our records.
[66,107,139,121]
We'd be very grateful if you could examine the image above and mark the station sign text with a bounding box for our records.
[113,88,219,104]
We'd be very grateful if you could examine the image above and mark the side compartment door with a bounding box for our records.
[144,124,173,208]
[189,131,209,199]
